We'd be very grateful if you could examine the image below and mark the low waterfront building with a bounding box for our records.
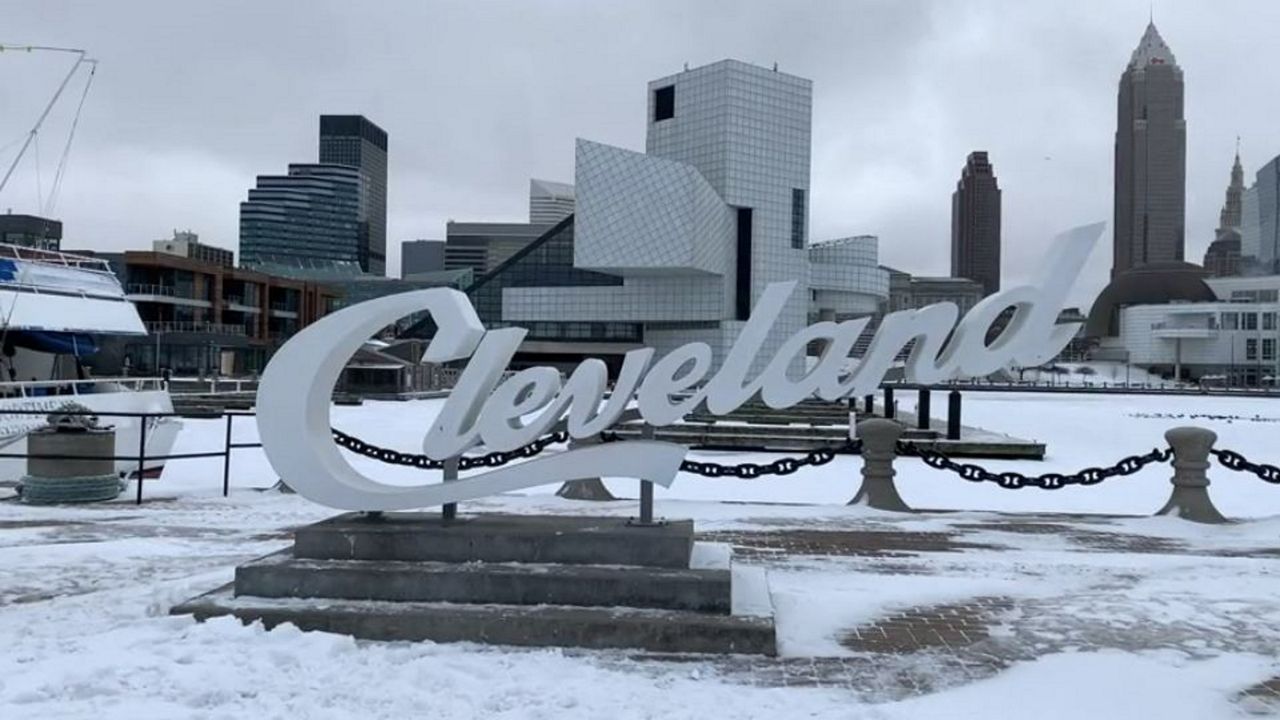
[1089,270,1280,385]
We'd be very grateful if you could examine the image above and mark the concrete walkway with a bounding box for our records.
[3,497,1277,711]
[687,512,1280,708]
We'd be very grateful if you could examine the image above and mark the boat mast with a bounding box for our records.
[0,45,97,198]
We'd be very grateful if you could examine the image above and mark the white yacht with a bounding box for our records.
[0,243,181,482]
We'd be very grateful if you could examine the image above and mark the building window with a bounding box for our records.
[1223,312,1239,330]
[1264,338,1277,361]
[790,189,806,249]
[1264,313,1277,331]
[1244,312,1258,331]
[654,85,675,122]
[736,207,753,321]
[1246,338,1258,361]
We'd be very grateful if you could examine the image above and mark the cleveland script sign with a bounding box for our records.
[256,223,1103,510]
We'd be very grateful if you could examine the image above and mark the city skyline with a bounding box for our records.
[2,1,1279,306]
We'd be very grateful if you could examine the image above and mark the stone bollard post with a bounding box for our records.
[849,419,911,511]
[1156,426,1228,523]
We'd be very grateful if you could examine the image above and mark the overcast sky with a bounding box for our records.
[3,0,1279,306]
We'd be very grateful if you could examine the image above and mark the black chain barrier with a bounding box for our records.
[332,425,860,480]
[331,428,569,471]
[899,442,1172,490]
[601,431,861,479]
[1211,449,1280,484]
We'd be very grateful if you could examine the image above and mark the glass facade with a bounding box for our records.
[467,216,639,342]
[0,214,62,251]
[408,216,640,343]
[239,164,362,268]
[320,115,388,275]
[790,189,806,250]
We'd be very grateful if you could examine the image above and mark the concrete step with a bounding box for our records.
[294,513,695,569]
[235,550,731,612]
[173,585,776,655]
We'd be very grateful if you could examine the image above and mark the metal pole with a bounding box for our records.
[0,49,90,195]
[630,424,659,526]
[640,424,655,523]
[639,478,654,525]
[221,413,233,497]
[863,394,874,415]
[884,386,895,419]
[441,456,459,521]
[917,388,931,430]
[947,390,962,440]
[134,413,148,505]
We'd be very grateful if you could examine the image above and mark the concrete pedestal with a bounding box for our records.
[173,513,775,655]
[21,427,121,505]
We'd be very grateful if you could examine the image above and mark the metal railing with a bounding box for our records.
[0,376,164,400]
[127,283,178,297]
[0,407,261,505]
[1151,320,1218,330]
[0,243,115,272]
[145,320,247,336]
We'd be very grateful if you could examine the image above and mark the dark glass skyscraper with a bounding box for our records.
[950,151,1001,296]
[320,115,388,275]
[239,164,361,267]
[1113,22,1186,277]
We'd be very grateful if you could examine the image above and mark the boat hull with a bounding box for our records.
[0,387,182,483]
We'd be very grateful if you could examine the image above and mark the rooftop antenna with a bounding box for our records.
[773,62,778,71]
[683,61,689,71]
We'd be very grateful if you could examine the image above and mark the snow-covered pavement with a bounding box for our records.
[2,391,1279,718]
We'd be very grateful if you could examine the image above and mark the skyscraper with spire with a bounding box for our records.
[1112,22,1186,277]
[950,151,1001,296]
[1203,147,1245,277]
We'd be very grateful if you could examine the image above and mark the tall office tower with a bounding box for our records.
[400,239,445,277]
[950,151,1002,296]
[529,179,575,224]
[239,164,361,268]
[1241,183,1261,266]
[1218,149,1245,232]
[1113,22,1186,277]
[1252,155,1280,274]
[1203,150,1245,277]
[319,115,388,275]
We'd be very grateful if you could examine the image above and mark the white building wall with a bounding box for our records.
[575,140,734,277]
[1118,302,1280,373]
[645,60,813,375]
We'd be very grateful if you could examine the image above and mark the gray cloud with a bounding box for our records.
[3,0,1277,308]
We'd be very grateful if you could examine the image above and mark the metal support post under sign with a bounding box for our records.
[630,424,663,527]
[441,456,459,521]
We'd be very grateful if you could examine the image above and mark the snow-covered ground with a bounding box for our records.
[2,391,1279,718]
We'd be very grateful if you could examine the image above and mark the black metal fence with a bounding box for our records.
[0,408,262,505]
